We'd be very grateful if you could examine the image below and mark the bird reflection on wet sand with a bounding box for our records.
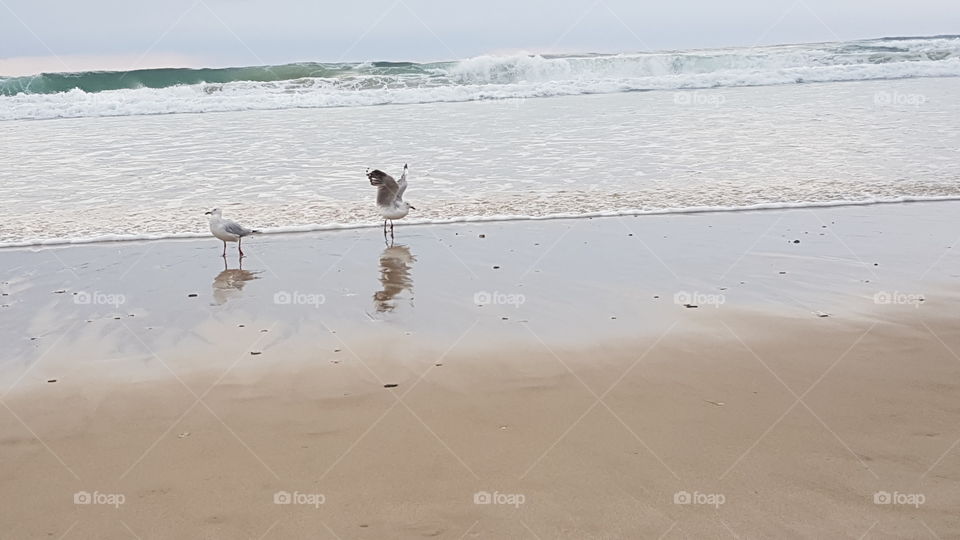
[212,259,261,305]
[373,244,416,313]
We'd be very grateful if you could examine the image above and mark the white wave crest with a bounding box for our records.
[2,36,959,120]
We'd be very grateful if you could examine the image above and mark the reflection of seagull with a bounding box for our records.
[367,164,415,239]
[212,259,260,305]
[373,244,416,313]
[205,208,259,257]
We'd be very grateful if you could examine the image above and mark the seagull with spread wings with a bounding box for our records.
[366,164,415,239]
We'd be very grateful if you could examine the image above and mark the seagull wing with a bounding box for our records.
[223,219,253,237]
[368,170,400,206]
[396,165,408,200]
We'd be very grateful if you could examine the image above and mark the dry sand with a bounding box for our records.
[2,201,960,538]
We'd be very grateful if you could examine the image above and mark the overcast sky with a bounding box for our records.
[2,0,958,75]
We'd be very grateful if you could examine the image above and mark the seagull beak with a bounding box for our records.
[408,205,416,210]
[204,211,211,215]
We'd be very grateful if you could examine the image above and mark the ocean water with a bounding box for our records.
[1,36,959,247]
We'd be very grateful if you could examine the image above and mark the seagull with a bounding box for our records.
[204,208,258,257]
[367,164,415,239]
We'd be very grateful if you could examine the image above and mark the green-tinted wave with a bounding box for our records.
[0,62,437,96]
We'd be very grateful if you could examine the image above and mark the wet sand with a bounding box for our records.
[2,201,960,538]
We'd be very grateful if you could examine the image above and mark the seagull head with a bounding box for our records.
[205,208,221,217]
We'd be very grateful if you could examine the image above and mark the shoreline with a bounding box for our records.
[5,195,960,250]
[5,200,960,387]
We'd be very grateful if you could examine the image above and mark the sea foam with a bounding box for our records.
[2,36,959,120]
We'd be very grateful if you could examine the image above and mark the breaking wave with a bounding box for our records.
[2,35,959,120]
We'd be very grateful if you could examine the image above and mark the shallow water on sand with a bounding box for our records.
[1,77,958,246]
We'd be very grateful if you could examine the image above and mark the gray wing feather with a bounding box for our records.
[376,173,400,206]
[223,220,253,236]
[396,170,408,200]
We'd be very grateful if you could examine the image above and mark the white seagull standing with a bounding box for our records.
[367,164,415,239]
[205,208,258,257]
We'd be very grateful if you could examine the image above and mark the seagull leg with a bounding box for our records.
[222,241,227,258]
[390,220,395,239]
[238,237,245,258]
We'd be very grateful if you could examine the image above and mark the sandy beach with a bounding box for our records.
[1,201,959,538]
